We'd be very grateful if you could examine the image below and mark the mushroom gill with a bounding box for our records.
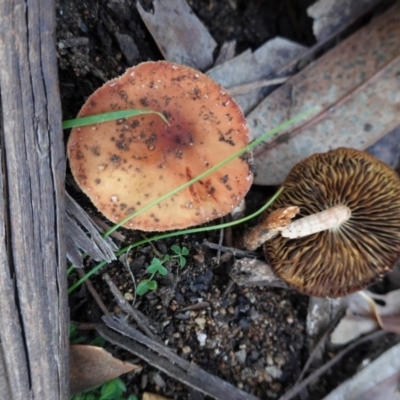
[264,148,400,298]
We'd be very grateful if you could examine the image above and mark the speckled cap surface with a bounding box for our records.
[67,61,252,231]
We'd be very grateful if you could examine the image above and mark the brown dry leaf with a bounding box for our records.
[137,0,216,70]
[331,289,400,345]
[249,2,400,185]
[142,393,172,400]
[69,344,138,395]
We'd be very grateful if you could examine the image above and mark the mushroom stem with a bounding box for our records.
[281,204,351,239]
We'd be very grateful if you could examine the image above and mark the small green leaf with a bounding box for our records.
[158,265,168,276]
[170,244,181,255]
[179,256,187,268]
[136,280,150,296]
[181,246,189,256]
[127,396,139,400]
[147,280,157,291]
[90,337,106,347]
[113,377,126,392]
[100,380,119,399]
[69,323,77,338]
[147,258,164,274]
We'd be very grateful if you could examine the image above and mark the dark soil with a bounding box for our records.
[59,1,395,399]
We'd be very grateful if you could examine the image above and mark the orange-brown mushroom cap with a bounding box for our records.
[263,148,400,298]
[67,61,253,231]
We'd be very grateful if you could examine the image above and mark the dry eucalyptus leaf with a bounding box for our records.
[307,0,380,40]
[207,37,307,114]
[137,0,216,70]
[323,342,400,400]
[69,344,137,395]
[331,289,400,345]
[249,3,400,185]
[369,289,400,334]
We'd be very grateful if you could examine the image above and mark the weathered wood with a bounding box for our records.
[66,193,117,268]
[99,317,262,400]
[0,0,68,398]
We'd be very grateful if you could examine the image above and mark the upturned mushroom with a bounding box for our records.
[67,61,253,231]
[246,148,400,298]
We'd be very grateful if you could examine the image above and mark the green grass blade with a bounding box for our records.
[102,108,316,237]
[62,109,169,129]
[67,187,283,294]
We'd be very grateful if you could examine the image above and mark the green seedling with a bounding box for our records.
[136,245,189,295]
[169,244,189,268]
[136,257,168,295]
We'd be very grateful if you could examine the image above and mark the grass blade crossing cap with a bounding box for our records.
[67,61,253,231]
[263,148,400,298]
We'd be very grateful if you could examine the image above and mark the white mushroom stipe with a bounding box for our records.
[281,204,351,239]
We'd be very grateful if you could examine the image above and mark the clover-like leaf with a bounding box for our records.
[147,280,157,291]
[147,258,164,274]
[136,280,151,296]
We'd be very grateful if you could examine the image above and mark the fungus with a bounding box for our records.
[67,61,252,231]
[261,148,400,298]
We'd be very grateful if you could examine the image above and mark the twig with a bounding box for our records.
[89,214,126,242]
[222,280,235,298]
[202,239,258,257]
[98,316,262,400]
[70,321,100,330]
[279,330,388,400]
[175,301,210,313]
[102,273,160,342]
[78,269,110,316]
[296,309,345,384]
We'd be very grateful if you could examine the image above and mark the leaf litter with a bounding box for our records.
[60,0,400,398]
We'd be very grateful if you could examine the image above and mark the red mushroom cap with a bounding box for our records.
[67,61,253,231]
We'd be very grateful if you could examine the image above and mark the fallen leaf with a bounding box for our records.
[322,342,400,399]
[137,0,216,70]
[308,0,380,40]
[69,344,137,395]
[367,126,400,168]
[249,3,400,185]
[208,37,307,114]
[369,290,400,334]
[330,288,400,345]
